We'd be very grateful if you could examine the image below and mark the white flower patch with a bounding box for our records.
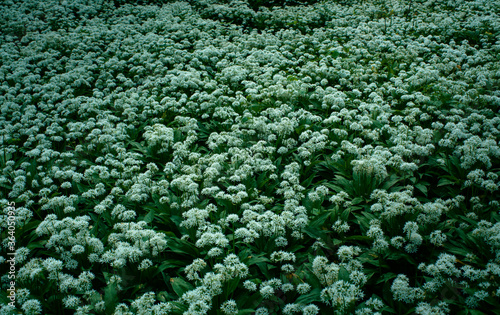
[391,274,425,304]
[143,124,174,154]
[2,0,499,313]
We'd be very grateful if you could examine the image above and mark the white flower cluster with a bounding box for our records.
[312,254,366,313]
[180,254,248,314]
[391,274,425,304]
[34,215,104,268]
[366,220,389,252]
[101,221,168,268]
[370,187,420,220]
[143,124,175,154]
[1,0,499,313]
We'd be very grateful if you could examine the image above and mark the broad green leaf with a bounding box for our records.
[376,272,397,284]
[226,278,240,296]
[351,197,364,205]
[256,262,271,279]
[143,209,155,223]
[239,291,263,308]
[170,277,194,298]
[438,178,456,187]
[155,260,186,274]
[338,266,350,281]
[303,225,327,239]
[415,183,428,196]
[104,284,119,311]
[295,288,322,304]
[302,173,317,188]
[246,254,270,266]
[157,291,175,302]
[381,174,401,190]
[27,240,47,250]
[167,237,199,257]
[309,210,331,228]
[344,235,372,243]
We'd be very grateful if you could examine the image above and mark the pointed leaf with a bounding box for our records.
[295,288,322,304]
[170,277,194,298]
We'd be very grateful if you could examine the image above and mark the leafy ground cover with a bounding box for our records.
[1,0,500,314]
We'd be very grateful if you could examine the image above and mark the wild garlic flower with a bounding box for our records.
[320,280,364,312]
[185,258,207,281]
[419,253,461,280]
[130,292,160,314]
[332,220,350,233]
[283,303,301,314]
[465,290,489,309]
[367,220,389,252]
[275,236,288,247]
[243,280,257,291]
[302,304,319,315]
[281,264,295,273]
[207,247,223,258]
[62,295,81,309]
[220,299,238,315]
[138,259,153,271]
[181,207,210,229]
[16,288,31,305]
[143,124,174,153]
[337,246,361,263]
[297,283,311,294]
[415,301,450,315]
[270,251,296,263]
[429,230,447,247]
[260,285,275,299]
[391,274,425,304]
[21,299,43,315]
[329,192,351,208]
[255,307,269,315]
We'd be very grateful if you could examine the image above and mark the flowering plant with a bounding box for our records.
[1,0,499,314]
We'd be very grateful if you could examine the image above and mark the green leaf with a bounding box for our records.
[324,182,344,193]
[240,291,263,309]
[302,173,317,189]
[351,197,364,205]
[128,141,147,154]
[344,235,372,243]
[415,183,428,196]
[338,266,350,281]
[246,254,270,266]
[295,288,322,304]
[104,283,119,311]
[170,277,194,298]
[238,309,257,315]
[288,244,305,253]
[26,240,47,250]
[155,260,186,274]
[383,280,395,308]
[167,301,188,313]
[438,178,456,187]
[376,272,397,284]
[386,251,416,265]
[309,210,331,228]
[303,225,327,239]
[256,262,270,279]
[167,237,199,257]
[226,278,240,297]
[143,209,155,223]
[157,291,175,302]
[381,174,401,191]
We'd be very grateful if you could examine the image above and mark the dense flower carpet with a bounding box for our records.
[1,0,500,314]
